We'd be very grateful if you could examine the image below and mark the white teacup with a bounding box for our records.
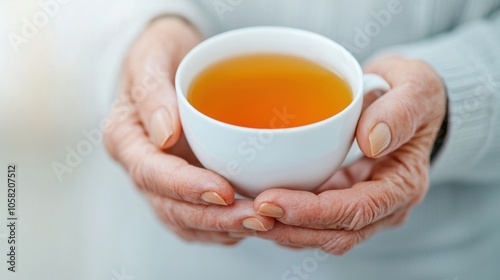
[175,27,390,197]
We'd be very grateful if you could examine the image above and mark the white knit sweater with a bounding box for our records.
[104,0,500,279]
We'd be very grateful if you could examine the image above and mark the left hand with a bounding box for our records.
[250,55,447,254]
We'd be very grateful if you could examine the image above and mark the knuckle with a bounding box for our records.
[401,157,430,206]
[384,175,413,212]
[270,229,295,245]
[129,156,149,192]
[188,205,228,231]
[396,96,420,135]
[403,76,423,93]
[410,60,442,93]
[211,214,235,232]
[103,110,145,164]
[135,157,205,202]
[165,164,193,201]
[297,202,326,226]
[272,234,292,246]
[214,219,234,232]
[313,194,350,228]
[406,59,435,79]
[322,233,358,255]
[404,60,444,116]
[214,220,232,232]
[339,198,376,230]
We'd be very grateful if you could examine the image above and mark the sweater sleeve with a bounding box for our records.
[385,9,500,184]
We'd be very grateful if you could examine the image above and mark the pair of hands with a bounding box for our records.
[104,17,446,254]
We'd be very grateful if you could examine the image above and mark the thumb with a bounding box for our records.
[356,86,422,158]
[126,18,201,149]
[356,57,430,158]
[128,55,181,149]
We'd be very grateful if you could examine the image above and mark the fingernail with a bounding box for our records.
[369,122,391,157]
[150,108,173,148]
[242,217,268,231]
[257,203,285,218]
[201,192,228,206]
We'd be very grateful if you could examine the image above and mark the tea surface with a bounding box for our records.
[188,53,353,128]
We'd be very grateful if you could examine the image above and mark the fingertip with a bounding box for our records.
[254,189,313,218]
[198,171,235,206]
[159,103,184,150]
[242,217,270,231]
[250,214,276,231]
[356,92,407,159]
[150,107,174,148]
[200,191,229,206]
[355,122,372,159]
[256,203,285,219]
[165,114,184,149]
[356,100,389,159]
[142,155,235,206]
[253,189,282,210]
[368,122,392,158]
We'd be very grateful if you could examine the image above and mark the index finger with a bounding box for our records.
[104,103,235,206]
[254,154,427,230]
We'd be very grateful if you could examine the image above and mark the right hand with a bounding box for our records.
[104,17,274,245]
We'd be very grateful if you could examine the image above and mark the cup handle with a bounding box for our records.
[340,74,391,168]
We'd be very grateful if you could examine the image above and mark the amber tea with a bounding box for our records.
[187,53,353,129]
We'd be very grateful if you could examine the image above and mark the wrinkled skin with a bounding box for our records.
[104,17,446,253]
[251,56,447,254]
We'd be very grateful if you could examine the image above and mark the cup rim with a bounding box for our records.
[175,26,364,134]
